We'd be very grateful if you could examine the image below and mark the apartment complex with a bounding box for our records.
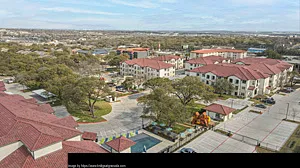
[117,48,150,60]
[185,56,231,71]
[120,58,175,80]
[0,91,108,167]
[151,55,184,69]
[190,49,247,60]
[188,58,293,98]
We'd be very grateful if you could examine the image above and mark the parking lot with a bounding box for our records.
[176,131,256,153]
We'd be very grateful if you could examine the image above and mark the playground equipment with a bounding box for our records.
[191,111,213,128]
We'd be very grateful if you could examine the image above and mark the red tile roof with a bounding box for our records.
[187,56,228,65]
[248,86,255,90]
[191,49,246,54]
[0,141,108,168]
[32,104,54,114]
[233,58,293,75]
[123,58,174,70]
[204,103,235,115]
[151,55,181,61]
[190,64,267,80]
[82,131,97,141]
[51,116,79,128]
[105,136,136,152]
[0,93,81,150]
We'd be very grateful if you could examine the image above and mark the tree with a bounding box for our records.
[143,77,171,90]
[278,75,285,89]
[122,77,135,90]
[287,71,299,87]
[172,76,216,106]
[213,78,234,96]
[78,77,111,118]
[264,49,282,60]
[138,87,188,127]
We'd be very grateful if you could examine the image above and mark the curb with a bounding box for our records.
[77,119,107,124]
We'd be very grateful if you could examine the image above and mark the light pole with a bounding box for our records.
[231,99,234,108]
[286,103,290,120]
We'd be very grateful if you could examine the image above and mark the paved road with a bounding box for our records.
[78,92,151,138]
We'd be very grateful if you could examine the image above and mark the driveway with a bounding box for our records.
[78,92,151,138]
[216,90,300,151]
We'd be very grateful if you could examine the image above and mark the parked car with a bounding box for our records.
[116,86,126,92]
[255,104,267,109]
[286,87,294,92]
[180,148,197,153]
[261,98,276,104]
[131,90,139,93]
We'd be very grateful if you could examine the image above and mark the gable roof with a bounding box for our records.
[151,55,181,61]
[82,131,97,141]
[204,104,235,115]
[187,56,228,65]
[105,136,136,152]
[51,116,79,128]
[190,64,267,80]
[123,58,174,70]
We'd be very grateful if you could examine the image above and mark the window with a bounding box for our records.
[202,74,205,77]
[235,80,239,84]
[197,73,200,76]
[206,75,210,79]
[212,76,215,80]
[252,81,255,85]
[242,80,246,84]
[241,93,245,96]
[235,92,238,96]
[229,79,233,83]
[206,81,209,85]
[190,68,193,70]
[157,70,159,72]
[242,87,245,90]
[235,86,238,90]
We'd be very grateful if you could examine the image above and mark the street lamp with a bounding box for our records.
[286,103,290,120]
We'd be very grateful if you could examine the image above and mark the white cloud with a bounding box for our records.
[109,0,158,8]
[41,7,121,15]
[161,8,172,11]
[229,0,278,6]
[158,0,177,3]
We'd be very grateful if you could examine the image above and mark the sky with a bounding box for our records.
[0,0,299,31]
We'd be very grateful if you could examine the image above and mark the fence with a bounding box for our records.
[158,127,209,153]
[97,121,151,140]
[215,128,284,152]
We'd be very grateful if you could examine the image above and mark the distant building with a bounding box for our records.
[92,48,110,56]
[190,49,247,60]
[247,48,267,54]
[76,50,90,55]
[204,104,235,122]
[151,55,184,69]
[120,58,175,80]
[117,48,150,60]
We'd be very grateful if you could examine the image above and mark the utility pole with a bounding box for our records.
[286,103,290,120]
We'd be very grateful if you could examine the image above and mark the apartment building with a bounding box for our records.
[190,49,247,60]
[189,64,269,98]
[117,48,150,60]
[233,58,294,90]
[188,58,293,98]
[151,55,184,69]
[185,56,231,71]
[120,58,175,80]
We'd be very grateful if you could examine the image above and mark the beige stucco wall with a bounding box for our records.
[66,135,82,141]
[33,142,62,159]
[0,141,23,161]
[120,148,131,153]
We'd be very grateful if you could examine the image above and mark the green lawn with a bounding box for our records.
[172,123,191,134]
[72,101,112,123]
[187,103,206,114]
